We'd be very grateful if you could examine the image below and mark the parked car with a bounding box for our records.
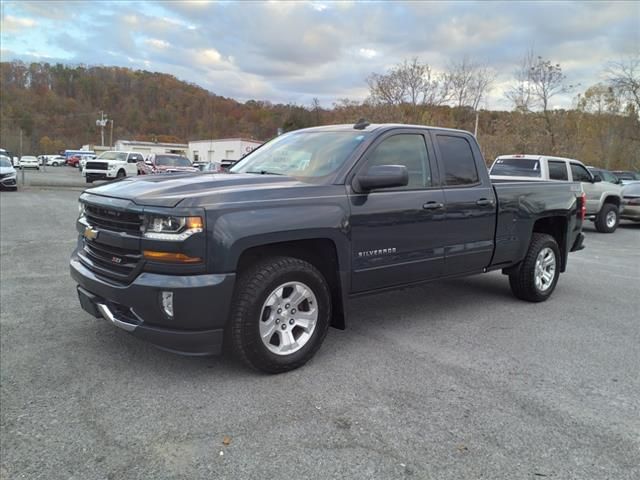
[82,151,144,183]
[139,153,198,175]
[620,183,640,222]
[46,156,66,166]
[66,155,81,168]
[490,154,622,233]
[197,159,238,173]
[19,156,40,170]
[71,123,585,373]
[611,170,640,185]
[0,155,18,190]
[587,167,622,185]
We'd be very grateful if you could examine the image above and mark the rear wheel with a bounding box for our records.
[230,256,331,373]
[594,203,618,233]
[509,233,560,302]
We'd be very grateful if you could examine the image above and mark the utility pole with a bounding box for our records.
[96,111,108,146]
[474,111,479,138]
[109,119,114,147]
[19,128,25,185]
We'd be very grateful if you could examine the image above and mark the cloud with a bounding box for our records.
[1,0,638,109]
[2,15,36,32]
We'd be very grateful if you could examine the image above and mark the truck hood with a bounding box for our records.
[84,172,319,208]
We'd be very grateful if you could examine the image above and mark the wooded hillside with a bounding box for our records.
[1,61,638,170]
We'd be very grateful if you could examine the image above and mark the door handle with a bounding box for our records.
[423,201,444,210]
[476,198,493,207]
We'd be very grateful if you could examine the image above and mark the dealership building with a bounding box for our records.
[188,138,262,163]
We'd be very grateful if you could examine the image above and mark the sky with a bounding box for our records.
[1,0,639,110]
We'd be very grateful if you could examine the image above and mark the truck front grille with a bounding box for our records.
[85,205,143,235]
[80,239,142,283]
[85,162,108,170]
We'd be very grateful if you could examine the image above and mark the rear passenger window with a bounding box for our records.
[436,135,479,186]
[548,161,568,180]
[570,164,592,182]
[365,134,431,189]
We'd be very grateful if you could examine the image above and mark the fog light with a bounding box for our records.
[161,291,174,318]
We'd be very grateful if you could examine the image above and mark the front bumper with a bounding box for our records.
[0,176,17,189]
[621,204,640,221]
[70,253,235,355]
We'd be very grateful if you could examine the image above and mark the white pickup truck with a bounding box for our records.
[490,154,623,233]
[83,151,145,184]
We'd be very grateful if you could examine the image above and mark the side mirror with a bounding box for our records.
[144,159,153,165]
[353,165,409,193]
[592,174,602,183]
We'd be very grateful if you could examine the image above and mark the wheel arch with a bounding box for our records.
[236,238,348,329]
[531,216,568,272]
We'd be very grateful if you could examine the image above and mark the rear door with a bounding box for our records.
[349,130,446,292]
[432,132,496,275]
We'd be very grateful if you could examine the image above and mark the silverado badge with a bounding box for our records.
[84,226,99,240]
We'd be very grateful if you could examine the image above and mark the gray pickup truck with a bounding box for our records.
[71,123,585,373]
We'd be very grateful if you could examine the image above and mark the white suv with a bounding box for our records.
[83,151,145,183]
[490,154,623,233]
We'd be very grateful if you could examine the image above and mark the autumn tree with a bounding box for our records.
[606,53,640,114]
[443,57,495,111]
[528,56,575,150]
[367,57,449,122]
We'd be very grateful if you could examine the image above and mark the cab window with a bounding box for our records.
[364,134,431,189]
[548,161,568,180]
[570,163,592,182]
[436,135,479,186]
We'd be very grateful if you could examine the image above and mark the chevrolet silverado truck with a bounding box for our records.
[490,154,622,233]
[71,123,585,373]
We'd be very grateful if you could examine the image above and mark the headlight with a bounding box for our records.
[143,215,203,241]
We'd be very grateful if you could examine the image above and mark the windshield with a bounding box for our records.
[155,155,191,167]
[0,156,11,167]
[98,152,127,161]
[614,171,640,180]
[491,158,541,177]
[231,131,368,178]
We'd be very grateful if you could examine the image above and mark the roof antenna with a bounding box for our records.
[353,118,370,130]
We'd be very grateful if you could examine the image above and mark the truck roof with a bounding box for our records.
[295,123,473,136]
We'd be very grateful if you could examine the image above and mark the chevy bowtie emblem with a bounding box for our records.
[84,226,99,240]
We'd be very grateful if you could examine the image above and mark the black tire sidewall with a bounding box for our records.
[595,204,618,233]
[233,259,331,372]
[530,237,561,300]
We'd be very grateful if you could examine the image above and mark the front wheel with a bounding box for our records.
[230,256,331,373]
[116,170,126,179]
[594,203,618,233]
[509,233,560,302]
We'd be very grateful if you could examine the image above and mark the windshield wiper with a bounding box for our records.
[245,170,285,176]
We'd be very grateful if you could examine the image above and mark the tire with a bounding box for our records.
[116,170,126,179]
[509,233,561,302]
[594,203,618,233]
[230,256,331,374]
[86,178,93,184]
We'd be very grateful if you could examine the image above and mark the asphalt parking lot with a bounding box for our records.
[1,187,639,480]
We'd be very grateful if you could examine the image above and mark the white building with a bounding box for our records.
[188,138,263,163]
[113,140,188,157]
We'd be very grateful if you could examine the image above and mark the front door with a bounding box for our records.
[570,162,600,215]
[349,131,446,293]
